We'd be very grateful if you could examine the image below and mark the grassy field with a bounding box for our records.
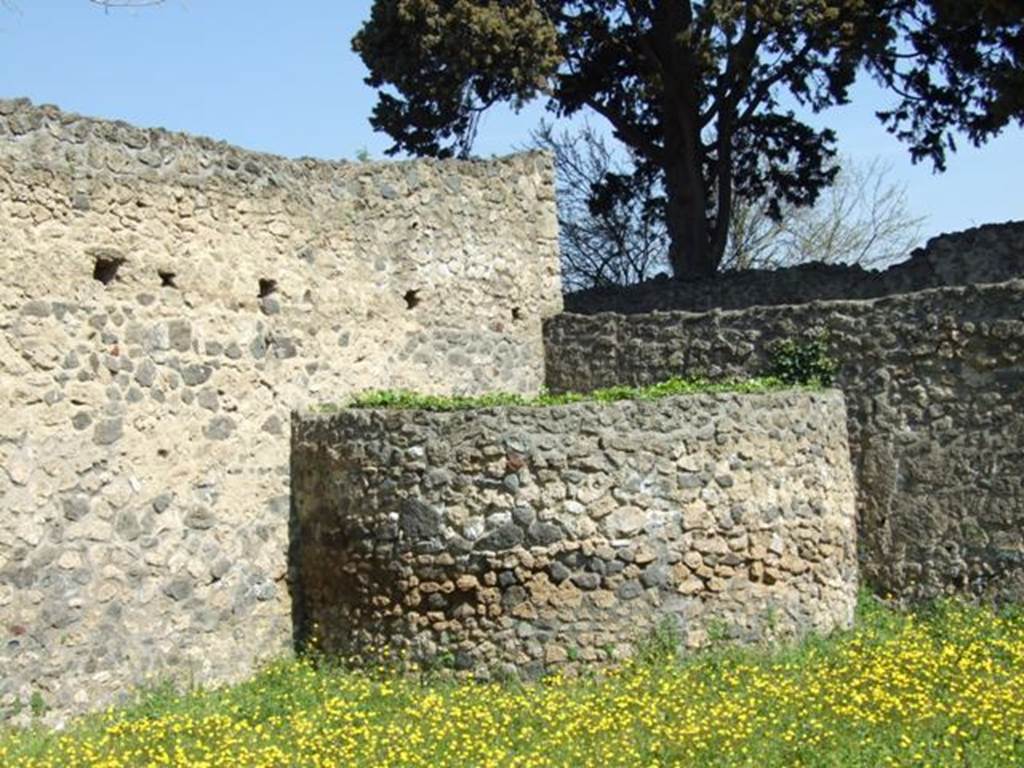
[2,594,1023,767]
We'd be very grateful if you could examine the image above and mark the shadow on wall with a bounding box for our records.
[545,274,1024,603]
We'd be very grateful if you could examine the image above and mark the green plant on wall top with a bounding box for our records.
[337,376,804,413]
[767,333,838,386]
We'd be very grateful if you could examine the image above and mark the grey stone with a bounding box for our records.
[203,416,235,440]
[512,505,536,528]
[475,524,524,551]
[526,521,562,546]
[184,507,216,530]
[572,573,602,590]
[249,335,267,359]
[678,472,703,490]
[151,493,173,514]
[163,578,193,602]
[211,558,232,581]
[266,495,290,517]
[134,360,157,388]
[93,418,123,446]
[640,565,668,588]
[182,364,212,386]
[168,321,192,353]
[41,601,78,629]
[71,190,90,211]
[21,300,51,317]
[62,495,91,522]
[71,412,92,431]
[114,511,141,541]
[197,389,219,412]
[501,585,528,609]
[548,562,571,584]
[399,498,441,540]
[252,581,276,601]
[271,336,298,359]
[616,580,644,600]
[261,415,283,435]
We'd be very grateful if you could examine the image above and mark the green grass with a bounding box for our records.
[329,375,813,413]
[3,594,1024,767]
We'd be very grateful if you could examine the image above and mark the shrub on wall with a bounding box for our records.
[767,333,838,386]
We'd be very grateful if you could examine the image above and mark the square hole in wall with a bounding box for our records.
[92,254,125,285]
[259,278,278,298]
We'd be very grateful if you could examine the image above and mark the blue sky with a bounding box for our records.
[1,0,1021,243]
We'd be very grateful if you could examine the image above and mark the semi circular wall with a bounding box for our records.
[292,391,858,676]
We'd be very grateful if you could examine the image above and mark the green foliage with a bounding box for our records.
[870,0,1024,171]
[633,617,682,664]
[353,0,560,159]
[338,375,798,412]
[766,333,838,386]
[353,1,1022,278]
[27,694,45,719]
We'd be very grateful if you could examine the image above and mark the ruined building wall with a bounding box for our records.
[0,98,562,719]
[565,221,1024,315]
[545,281,1024,602]
[292,392,858,677]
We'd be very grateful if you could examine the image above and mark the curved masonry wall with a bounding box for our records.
[292,392,858,676]
[545,281,1024,602]
[0,99,561,720]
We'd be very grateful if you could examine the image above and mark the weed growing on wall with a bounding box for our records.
[767,333,838,386]
[336,375,802,412]
[3,597,1024,767]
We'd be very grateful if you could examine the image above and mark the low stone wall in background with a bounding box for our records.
[565,221,1024,315]
[544,281,1024,603]
[292,392,858,677]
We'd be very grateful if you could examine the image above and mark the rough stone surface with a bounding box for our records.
[0,98,561,722]
[565,221,1024,314]
[292,392,858,676]
[545,280,1024,602]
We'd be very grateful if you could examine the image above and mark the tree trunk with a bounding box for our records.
[664,161,718,279]
[651,2,721,280]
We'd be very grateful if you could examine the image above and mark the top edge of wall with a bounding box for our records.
[297,387,844,422]
[552,276,1024,321]
[563,219,1024,315]
[0,96,553,174]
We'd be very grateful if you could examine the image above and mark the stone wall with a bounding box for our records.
[545,281,1024,602]
[292,392,858,677]
[565,221,1024,314]
[0,98,562,721]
